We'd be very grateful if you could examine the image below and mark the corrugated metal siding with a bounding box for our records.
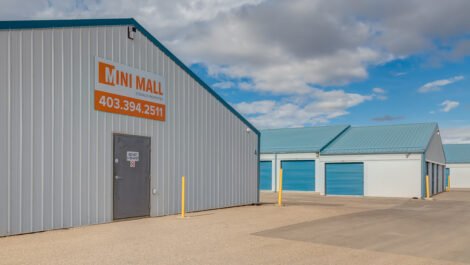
[438,165,444,193]
[322,123,437,155]
[0,26,259,236]
[425,130,446,165]
[426,161,444,196]
[444,144,470,163]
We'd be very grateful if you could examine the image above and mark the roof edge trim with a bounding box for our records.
[321,151,424,156]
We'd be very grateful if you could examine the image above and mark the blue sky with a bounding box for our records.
[191,53,470,142]
[193,56,469,127]
[2,0,470,142]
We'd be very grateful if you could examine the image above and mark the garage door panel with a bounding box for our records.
[281,160,315,191]
[326,163,364,196]
[260,161,272,190]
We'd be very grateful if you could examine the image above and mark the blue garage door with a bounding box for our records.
[326,163,364,196]
[281,160,315,191]
[260,161,272,190]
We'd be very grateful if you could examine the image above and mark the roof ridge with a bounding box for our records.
[261,124,349,132]
[349,122,437,129]
[320,122,438,155]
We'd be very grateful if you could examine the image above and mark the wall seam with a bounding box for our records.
[69,30,73,226]
[30,29,34,232]
[7,30,11,235]
[60,29,64,228]
[87,28,91,225]
[19,31,23,233]
[78,27,82,226]
[40,30,45,230]
[51,28,55,229]
[95,28,99,223]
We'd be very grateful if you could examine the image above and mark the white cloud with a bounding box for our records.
[373,87,385,94]
[212,81,234,89]
[419,76,464,93]
[391,72,407,77]
[372,115,404,122]
[3,1,470,87]
[234,100,276,115]
[372,87,387,100]
[440,100,460,112]
[236,89,373,129]
[440,127,470,143]
[206,48,385,95]
[5,0,470,126]
[239,82,255,90]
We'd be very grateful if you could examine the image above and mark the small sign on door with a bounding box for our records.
[127,151,139,161]
[127,151,139,168]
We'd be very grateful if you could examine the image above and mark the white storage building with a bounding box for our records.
[318,123,446,198]
[0,18,260,237]
[260,123,446,198]
[444,144,470,188]
[259,125,349,192]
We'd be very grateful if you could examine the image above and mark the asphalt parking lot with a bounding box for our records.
[1,191,470,265]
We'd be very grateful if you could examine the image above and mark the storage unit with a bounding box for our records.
[0,18,260,237]
[325,163,364,196]
[259,125,350,192]
[319,123,446,198]
[426,162,445,195]
[260,161,273,190]
[281,160,315,191]
[444,144,470,188]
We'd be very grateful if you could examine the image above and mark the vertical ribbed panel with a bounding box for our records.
[0,30,9,236]
[0,25,259,236]
[425,130,446,165]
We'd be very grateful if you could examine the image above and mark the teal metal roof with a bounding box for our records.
[444,144,470,163]
[260,125,350,153]
[0,18,259,136]
[321,123,438,155]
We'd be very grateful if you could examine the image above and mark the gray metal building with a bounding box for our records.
[0,18,260,237]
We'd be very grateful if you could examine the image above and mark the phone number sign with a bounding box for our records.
[94,57,166,121]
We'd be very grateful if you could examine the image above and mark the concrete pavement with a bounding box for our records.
[0,191,468,265]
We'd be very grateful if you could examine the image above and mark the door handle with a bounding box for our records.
[115,175,123,180]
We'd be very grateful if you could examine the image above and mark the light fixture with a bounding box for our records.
[128,26,136,40]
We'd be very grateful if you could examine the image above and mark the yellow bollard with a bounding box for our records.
[447,175,451,192]
[278,168,283,207]
[425,175,430,199]
[181,176,185,218]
